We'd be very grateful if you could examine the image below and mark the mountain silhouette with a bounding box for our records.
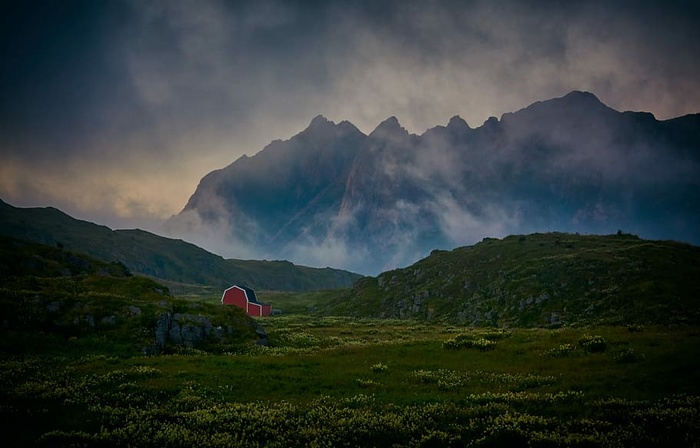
[164,91,700,274]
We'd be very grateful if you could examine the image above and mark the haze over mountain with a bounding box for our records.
[164,91,700,274]
[0,199,361,292]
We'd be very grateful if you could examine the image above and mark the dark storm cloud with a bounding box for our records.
[1,0,698,232]
[1,2,133,151]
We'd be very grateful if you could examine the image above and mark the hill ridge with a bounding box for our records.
[0,199,363,292]
[322,232,700,327]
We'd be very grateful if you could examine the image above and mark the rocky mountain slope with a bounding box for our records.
[321,232,700,327]
[0,199,362,291]
[165,91,700,275]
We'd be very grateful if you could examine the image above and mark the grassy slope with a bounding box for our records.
[0,199,362,291]
[324,232,700,326]
[2,236,700,446]
[0,237,260,356]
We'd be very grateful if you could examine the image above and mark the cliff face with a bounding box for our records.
[165,91,700,275]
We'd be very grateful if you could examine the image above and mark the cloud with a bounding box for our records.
[0,152,189,230]
[284,236,372,274]
[1,0,698,238]
[321,0,700,133]
[164,209,262,261]
[429,192,516,245]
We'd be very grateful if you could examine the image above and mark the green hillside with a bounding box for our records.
[2,239,700,446]
[323,232,700,326]
[0,199,362,292]
[0,237,263,356]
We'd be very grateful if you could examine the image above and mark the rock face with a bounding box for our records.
[154,312,171,351]
[149,312,268,354]
[169,313,212,346]
[165,91,700,275]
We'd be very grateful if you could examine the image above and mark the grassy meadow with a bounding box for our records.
[2,316,699,447]
[2,234,699,446]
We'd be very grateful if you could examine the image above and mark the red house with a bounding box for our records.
[221,285,271,317]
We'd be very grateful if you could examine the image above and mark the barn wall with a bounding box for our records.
[222,288,248,312]
[222,286,271,318]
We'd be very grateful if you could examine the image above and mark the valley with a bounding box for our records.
[4,2,700,445]
[1,230,699,446]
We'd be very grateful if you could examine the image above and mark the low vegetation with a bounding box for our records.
[2,319,699,447]
[324,232,700,326]
[2,233,700,446]
[0,237,262,357]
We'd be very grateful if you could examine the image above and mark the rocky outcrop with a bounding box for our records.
[146,311,268,354]
[153,312,171,352]
[251,320,269,346]
[169,313,212,347]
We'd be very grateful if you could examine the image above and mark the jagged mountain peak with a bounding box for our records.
[369,116,409,138]
[511,90,610,117]
[302,114,337,134]
[562,90,602,102]
[447,115,472,133]
[308,114,331,128]
[165,91,700,275]
[556,90,614,114]
[498,90,618,132]
[423,115,472,139]
[538,90,606,110]
[446,115,471,131]
[301,115,364,139]
[377,115,401,128]
[481,116,500,128]
[337,119,364,135]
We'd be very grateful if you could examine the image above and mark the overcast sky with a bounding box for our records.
[1,0,699,232]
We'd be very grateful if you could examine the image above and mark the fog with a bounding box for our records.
[1,1,698,268]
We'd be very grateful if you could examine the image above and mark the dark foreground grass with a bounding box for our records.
[2,319,700,447]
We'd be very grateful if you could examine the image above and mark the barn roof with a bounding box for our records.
[235,284,261,304]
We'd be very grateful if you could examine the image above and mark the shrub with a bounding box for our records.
[370,363,388,373]
[356,378,381,388]
[443,335,496,351]
[443,334,468,350]
[614,348,644,363]
[578,334,607,353]
[542,343,576,358]
[481,330,511,341]
[471,338,496,351]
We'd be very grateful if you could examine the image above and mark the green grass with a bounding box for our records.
[324,232,700,326]
[256,289,342,314]
[0,272,259,357]
[167,286,345,315]
[3,232,700,445]
[2,318,699,447]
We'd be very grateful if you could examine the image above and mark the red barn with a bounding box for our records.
[221,285,271,317]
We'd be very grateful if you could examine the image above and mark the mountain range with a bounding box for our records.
[164,91,700,274]
[0,199,361,291]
